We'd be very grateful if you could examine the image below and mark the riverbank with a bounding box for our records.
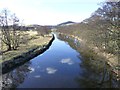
[58,32,119,81]
[1,30,51,62]
[2,34,55,74]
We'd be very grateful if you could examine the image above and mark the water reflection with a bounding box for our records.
[2,33,119,88]
[34,75,41,78]
[2,61,31,88]
[60,58,74,65]
[28,67,35,73]
[46,67,57,74]
[58,34,119,88]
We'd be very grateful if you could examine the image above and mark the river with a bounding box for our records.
[2,33,119,88]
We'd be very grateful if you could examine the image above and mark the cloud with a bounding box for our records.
[46,67,57,74]
[60,58,74,65]
[28,67,35,73]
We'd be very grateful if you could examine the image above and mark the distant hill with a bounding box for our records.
[27,24,56,29]
[57,21,76,26]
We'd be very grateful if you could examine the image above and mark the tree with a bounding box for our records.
[91,1,120,83]
[10,14,20,50]
[0,9,12,50]
[91,1,120,54]
[0,9,21,51]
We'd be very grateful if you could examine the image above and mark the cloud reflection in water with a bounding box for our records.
[46,67,57,74]
[28,67,35,73]
[60,58,74,65]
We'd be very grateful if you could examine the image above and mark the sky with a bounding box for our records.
[0,0,105,25]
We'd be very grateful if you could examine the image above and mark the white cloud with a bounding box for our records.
[46,67,57,74]
[60,58,74,65]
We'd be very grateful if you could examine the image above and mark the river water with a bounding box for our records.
[2,33,119,88]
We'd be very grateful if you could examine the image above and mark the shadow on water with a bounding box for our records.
[58,34,119,88]
[2,62,32,89]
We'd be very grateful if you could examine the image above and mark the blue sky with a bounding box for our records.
[0,0,105,25]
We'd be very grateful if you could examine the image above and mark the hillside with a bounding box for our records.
[57,21,76,26]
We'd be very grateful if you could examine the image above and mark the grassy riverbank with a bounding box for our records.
[58,33,119,81]
[1,30,52,63]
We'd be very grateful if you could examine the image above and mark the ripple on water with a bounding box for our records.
[34,75,41,78]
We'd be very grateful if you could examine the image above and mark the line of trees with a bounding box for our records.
[91,1,120,55]
[0,9,21,50]
[57,1,120,55]
[57,2,119,86]
[36,26,51,36]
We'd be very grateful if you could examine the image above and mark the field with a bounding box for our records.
[0,30,52,63]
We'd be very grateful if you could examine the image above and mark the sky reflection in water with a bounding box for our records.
[2,34,118,88]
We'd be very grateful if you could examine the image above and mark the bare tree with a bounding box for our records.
[10,13,20,50]
[0,9,21,51]
[0,9,12,50]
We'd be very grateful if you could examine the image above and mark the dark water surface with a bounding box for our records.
[2,33,119,88]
